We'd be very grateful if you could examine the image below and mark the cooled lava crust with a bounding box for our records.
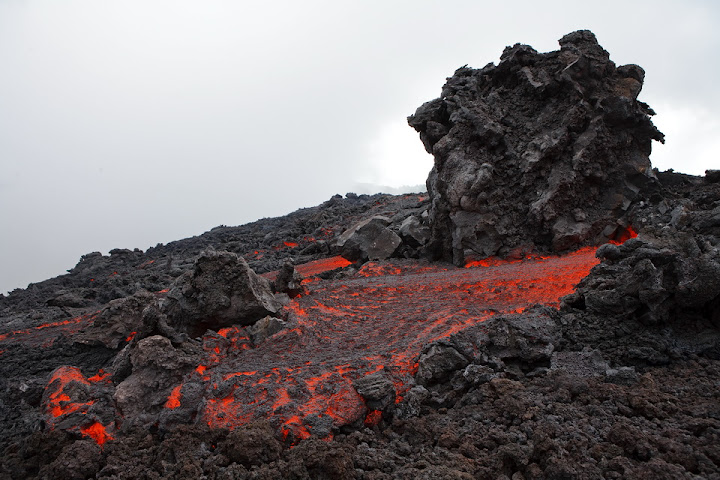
[2,28,720,478]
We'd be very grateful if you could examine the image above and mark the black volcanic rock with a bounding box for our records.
[162,250,281,337]
[4,31,720,479]
[334,215,402,262]
[409,30,664,265]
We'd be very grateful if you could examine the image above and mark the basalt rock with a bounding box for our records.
[162,250,281,338]
[113,335,202,427]
[74,291,156,349]
[273,260,307,298]
[409,30,664,265]
[334,215,402,262]
[561,233,720,365]
[352,371,396,410]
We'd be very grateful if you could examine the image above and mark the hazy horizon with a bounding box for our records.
[2,1,719,294]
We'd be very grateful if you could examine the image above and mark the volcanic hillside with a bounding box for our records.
[2,31,720,480]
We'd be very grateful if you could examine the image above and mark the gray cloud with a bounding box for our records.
[1,0,719,293]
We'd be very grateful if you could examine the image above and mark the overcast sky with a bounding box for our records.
[1,0,718,294]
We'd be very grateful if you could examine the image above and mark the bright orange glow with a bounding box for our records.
[284,241,299,248]
[27,243,600,446]
[125,331,138,343]
[610,225,638,245]
[200,246,599,440]
[296,256,352,277]
[263,255,353,283]
[364,410,382,426]
[88,369,110,383]
[80,422,113,445]
[0,312,97,345]
[45,366,94,418]
[164,384,183,409]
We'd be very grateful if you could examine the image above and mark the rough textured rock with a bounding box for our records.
[273,260,307,298]
[113,335,202,426]
[74,291,155,349]
[334,215,402,261]
[162,250,281,337]
[247,315,287,345]
[399,215,431,248]
[352,371,396,410]
[561,234,720,365]
[409,30,664,265]
[40,439,102,480]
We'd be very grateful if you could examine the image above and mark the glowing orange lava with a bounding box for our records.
[295,256,353,277]
[0,313,97,345]
[80,422,113,445]
[610,225,638,245]
[164,384,183,409]
[45,366,92,418]
[262,255,353,283]
[88,369,111,383]
[197,247,600,441]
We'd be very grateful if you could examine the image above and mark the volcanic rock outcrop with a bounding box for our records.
[409,30,665,265]
[162,249,281,337]
[2,31,720,479]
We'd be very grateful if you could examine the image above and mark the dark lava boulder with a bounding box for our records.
[334,215,402,262]
[162,250,281,337]
[74,291,155,349]
[114,335,202,426]
[562,233,720,365]
[409,30,664,265]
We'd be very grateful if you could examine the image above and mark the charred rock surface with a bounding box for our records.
[2,31,720,479]
[162,250,281,337]
[409,30,664,265]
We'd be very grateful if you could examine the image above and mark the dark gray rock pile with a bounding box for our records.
[409,30,665,265]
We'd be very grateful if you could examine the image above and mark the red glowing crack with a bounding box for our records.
[44,366,114,445]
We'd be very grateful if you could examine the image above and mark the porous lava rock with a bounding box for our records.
[398,214,431,248]
[409,30,665,265]
[352,371,396,410]
[334,215,402,262]
[273,260,307,298]
[113,335,202,427]
[73,291,155,349]
[162,249,281,337]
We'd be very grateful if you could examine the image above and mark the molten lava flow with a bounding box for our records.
[164,384,183,409]
[0,313,97,346]
[610,225,638,245]
[196,248,600,442]
[44,366,115,445]
[296,256,353,277]
[88,369,111,383]
[262,255,353,283]
[46,366,92,417]
[80,422,113,445]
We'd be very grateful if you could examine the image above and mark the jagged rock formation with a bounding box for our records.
[162,250,281,337]
[409,30,665,265]
[2,30,720,479]
[333,215,403,262]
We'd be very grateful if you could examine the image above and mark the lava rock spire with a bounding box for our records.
[409,30,664,265]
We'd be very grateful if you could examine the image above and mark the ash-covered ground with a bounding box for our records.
[2,31,720,479]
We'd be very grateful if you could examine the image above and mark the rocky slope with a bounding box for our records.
[1,31,719,479]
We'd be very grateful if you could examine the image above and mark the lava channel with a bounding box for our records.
[193,247,600,441]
